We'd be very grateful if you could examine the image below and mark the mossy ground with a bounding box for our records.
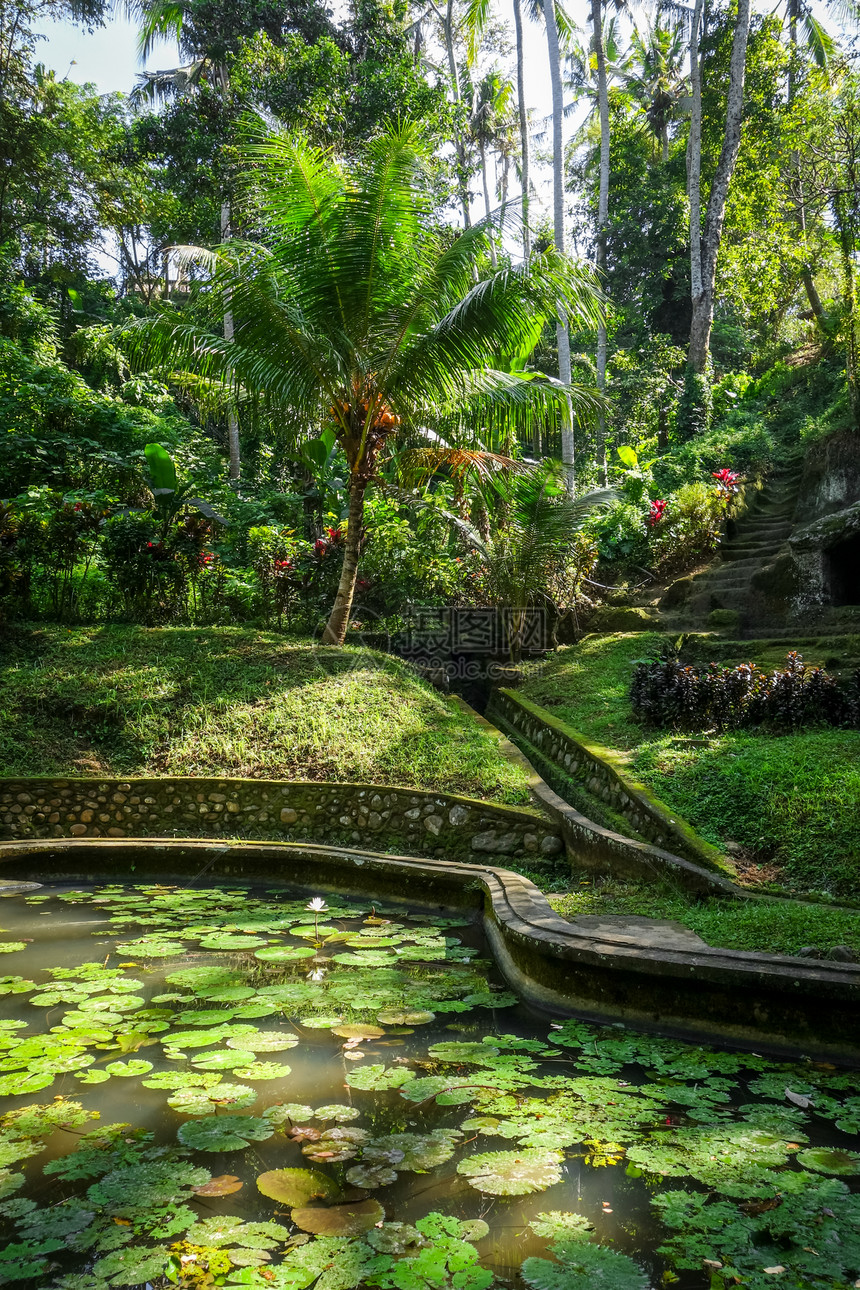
[519,632,860,903]
[0,626,531,804]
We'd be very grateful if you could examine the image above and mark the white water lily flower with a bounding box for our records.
[306,898,328,912]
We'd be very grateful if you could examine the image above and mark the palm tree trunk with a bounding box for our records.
[688,0,750,375]
[512,0,531,270]
[322,475,367,644]
[480,140,498,267]
[593,0,610,486]
[220,199,241,483]
[543,0,575,491]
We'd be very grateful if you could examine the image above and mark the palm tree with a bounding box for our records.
[469,69,517,268]
[618,18,688,163]
[129,122,603,645]
[458,465,614,659]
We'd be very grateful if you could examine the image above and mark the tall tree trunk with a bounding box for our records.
[321,475,367,644]
[688,0,751,374]
[593,0,610,486]
[512,0,531,270]
[442,0,472,228]
[543,0,575,491]
[220,200,241,483]
[787,0,825,327]
[480,139,498,267]
[688,0,705,329]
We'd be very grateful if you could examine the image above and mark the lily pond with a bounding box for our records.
[0,881,857,1290]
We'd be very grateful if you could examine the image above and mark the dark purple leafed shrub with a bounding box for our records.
[630,652,860,731]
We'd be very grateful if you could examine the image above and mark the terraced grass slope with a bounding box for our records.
[519,633,860,901]
[0,626,531,805]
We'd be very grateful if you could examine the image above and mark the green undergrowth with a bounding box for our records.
[547,877,860,956]
[0,626,530,804]
[520,634,860,900]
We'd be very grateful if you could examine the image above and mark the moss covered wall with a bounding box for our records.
[487,689,728,874]
[0,777,566,870]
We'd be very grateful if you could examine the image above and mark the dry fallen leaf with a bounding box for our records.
[702,1260,723,1271]
[784,1088,812,1109]
[763,1267,786,1276]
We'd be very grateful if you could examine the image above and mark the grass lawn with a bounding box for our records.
[0,625,532,804]
[520,633,860,902]
[546,876,860,956]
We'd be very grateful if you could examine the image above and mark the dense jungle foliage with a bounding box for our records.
[1,0,859,641]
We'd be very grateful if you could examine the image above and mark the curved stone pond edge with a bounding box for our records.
[486,688,731,877]
[2,837,858,1063]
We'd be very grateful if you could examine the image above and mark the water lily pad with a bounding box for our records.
[345,1162,398,1188]
[233,1061,292,1081]
[263,1103,313,1124]
[168,1083,257,1114]
[0,943,27,954]
[191,1049,258,1070]
[116,939,185,958]
[192,1174,243,1197]
[0,1072,54,1096]
[175,1009,236,1026]
[376,1010,435,1026]
[256,1168,343,1206]
[314,1105,361,1122]
[254,945,316,961]
[291,1199,384,1236]
[165,967,247,990]
[332,1024,384,1040]
[75,1069,110,1085]
[795,1148,860,1175]
[428,1041,499,1064]
[177,1115,274,1152]
[457,1149,564,1196]
[142,1070,221,1091]
[299,1015,344,1029]
[302,1127,370,1163]
[226,1032,298,1052]
[345,1065,414,1091]
[367,1222,425,1254]
[0,978,35,995]
[198,934,269,951]
[103,1059,153,1077]
[522,1242,649,1290]
[365,1130,462,1172]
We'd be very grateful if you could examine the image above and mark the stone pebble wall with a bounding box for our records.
[0,778,565,868]
[487,690,717,867]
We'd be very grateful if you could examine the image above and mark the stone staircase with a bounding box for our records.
[661,465,803,635]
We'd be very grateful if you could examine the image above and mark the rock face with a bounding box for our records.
[0,777,566,870]
[789,500,860,616]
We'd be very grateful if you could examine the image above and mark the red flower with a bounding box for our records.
[648,499,667,527]
[712,468,741,493]
[314,538,328,557]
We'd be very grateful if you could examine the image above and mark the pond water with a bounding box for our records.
[0,878,858,1290]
